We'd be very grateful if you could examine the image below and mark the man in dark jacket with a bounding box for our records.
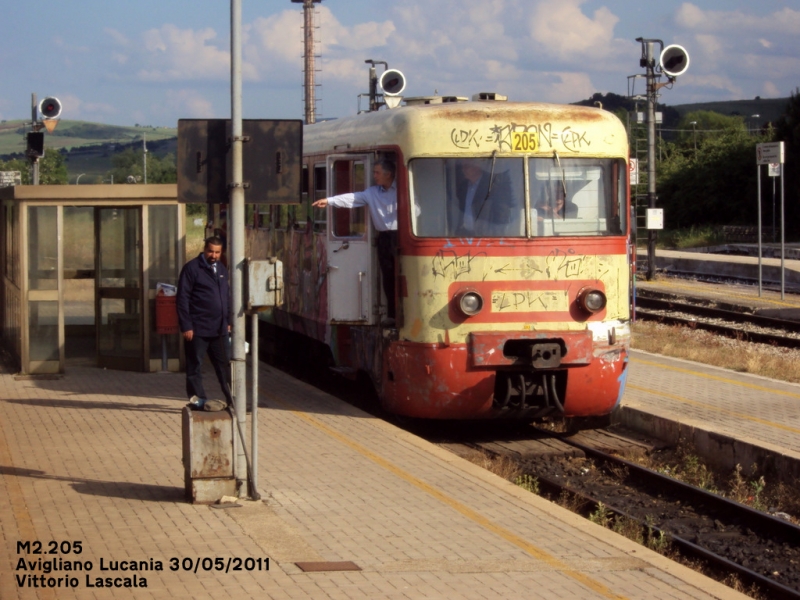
[177,236,233,412]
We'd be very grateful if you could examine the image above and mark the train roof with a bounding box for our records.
[303,100,628,160]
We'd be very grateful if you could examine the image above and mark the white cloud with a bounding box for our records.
[104,28,130,47]
[54,93,119,121]
[161,89,215,119]
[243,6,397,98]
[675,3,800,35]
[528,0,622,62]
[762,82,781,98]
[136,25,246,82]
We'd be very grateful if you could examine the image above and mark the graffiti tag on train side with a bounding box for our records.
[432,250,487,280]
[491,290,569,312]
[545,248,585,279]
[450,123,591,152]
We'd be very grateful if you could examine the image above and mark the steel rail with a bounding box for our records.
[551,435,800,599]
[635,295,800,333]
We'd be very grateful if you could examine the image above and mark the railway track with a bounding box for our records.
[634,292,800,348]
[435,427,800,600]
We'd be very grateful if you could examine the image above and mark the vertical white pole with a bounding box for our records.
[251,312,259,496]
[230,0,248,494]
[757,165,762,296]
[780,163,785,300]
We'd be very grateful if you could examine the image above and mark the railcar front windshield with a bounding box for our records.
[409,157,626,238]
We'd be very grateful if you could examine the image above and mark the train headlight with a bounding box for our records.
[576,287,606,314]
[457,290,484,317]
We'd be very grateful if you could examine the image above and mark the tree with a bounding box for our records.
[107,147,176,184]
[774,89,800,238]
[675,111,745,147]
[0,150,69,185]
[657,129,774,230]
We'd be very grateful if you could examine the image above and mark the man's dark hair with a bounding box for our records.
[205,235,224,248]
[376,159,396,179]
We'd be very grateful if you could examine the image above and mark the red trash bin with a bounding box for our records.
[155,295,179,335]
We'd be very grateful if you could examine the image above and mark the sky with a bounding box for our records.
[1,0,798,127]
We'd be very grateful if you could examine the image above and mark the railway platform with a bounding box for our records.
[638,246,800,290]
[0,356,743,599]
[620,350,800,483]
[628,249,800,483]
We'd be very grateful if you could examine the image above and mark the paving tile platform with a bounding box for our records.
[0,357,747,599]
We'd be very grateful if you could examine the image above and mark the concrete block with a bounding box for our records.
[182,406,235,503]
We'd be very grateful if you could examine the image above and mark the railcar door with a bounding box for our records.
[325,155,374,323]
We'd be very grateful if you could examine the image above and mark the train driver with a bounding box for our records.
[312,160,398,325]
[455,159,516,236]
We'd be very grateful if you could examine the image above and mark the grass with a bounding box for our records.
[186,213,207,259]
[655,226,726,249]
[631,321,800,385]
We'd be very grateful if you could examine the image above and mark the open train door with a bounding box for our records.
[325,154,375,324]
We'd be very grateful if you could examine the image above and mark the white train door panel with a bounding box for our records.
[326,155,373,323]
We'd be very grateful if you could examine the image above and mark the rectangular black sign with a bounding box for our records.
[177,119,303,204]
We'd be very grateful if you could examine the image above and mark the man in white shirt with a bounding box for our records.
[312,160,398,323]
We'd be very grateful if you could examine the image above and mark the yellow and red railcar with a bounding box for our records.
[246,97,631,420]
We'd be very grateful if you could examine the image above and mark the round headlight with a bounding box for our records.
[458,291,484,316]
[576,287,606,314]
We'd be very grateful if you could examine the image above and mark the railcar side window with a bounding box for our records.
[410,158,524,238]
[313,164,327,232]
[529,157,626,237]
[330,160,367,239]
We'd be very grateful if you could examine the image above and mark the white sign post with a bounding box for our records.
[629,158,639,186]
[756,142,786,298]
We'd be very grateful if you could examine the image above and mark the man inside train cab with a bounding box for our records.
[312,159,398,326]
[455,159,515,236]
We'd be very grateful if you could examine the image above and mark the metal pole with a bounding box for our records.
[757,165,762,296]
[250,312,259,497]
[780,163,785,300]
[645,42,657,281]
[143,133,148,184]
[31,93,39,186]
[772,173,777,242]
[230,0,248,495]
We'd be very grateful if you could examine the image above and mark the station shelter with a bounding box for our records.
[0,184,186,374]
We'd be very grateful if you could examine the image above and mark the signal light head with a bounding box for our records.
[38,97,62,120]
[576,287,607,314]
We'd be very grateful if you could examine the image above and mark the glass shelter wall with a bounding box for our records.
[27,206,60,367]
[0,185,183,374]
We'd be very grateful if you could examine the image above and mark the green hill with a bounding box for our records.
[0,120,177,183]
[671,97,789,126]
[0,119,176,155]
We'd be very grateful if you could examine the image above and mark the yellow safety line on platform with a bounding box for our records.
[267,393,627,600]
[630,358,800,435]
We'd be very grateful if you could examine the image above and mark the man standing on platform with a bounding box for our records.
[177,236,233,412]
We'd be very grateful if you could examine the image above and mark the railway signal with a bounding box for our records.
[26,93,63,183]
[632,38,691,281]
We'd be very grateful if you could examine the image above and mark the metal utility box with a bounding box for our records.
[182,406,235,503]
[247,258,284,310]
